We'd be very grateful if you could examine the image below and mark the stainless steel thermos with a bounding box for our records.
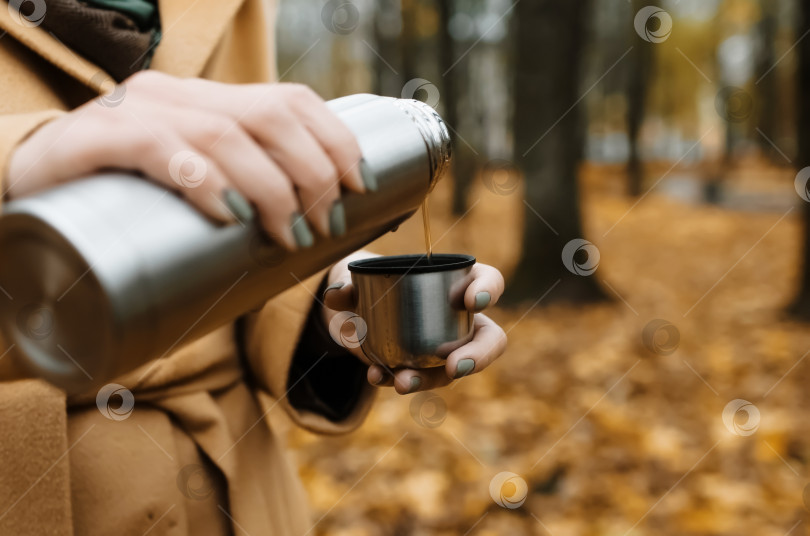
[0,94,451,394]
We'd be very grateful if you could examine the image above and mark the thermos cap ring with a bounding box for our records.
[393,99,452,192]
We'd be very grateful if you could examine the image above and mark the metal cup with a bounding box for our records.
[348,254,475,369]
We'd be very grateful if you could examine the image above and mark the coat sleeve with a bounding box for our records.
[241,271,376,435]
[0,111,66,196]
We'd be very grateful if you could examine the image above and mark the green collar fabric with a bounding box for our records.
[84,0,158,31]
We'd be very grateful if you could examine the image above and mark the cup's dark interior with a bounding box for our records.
[348,254,475,274]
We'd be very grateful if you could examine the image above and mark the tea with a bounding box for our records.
[421,199,432,262]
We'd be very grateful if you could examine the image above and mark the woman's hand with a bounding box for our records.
[322,252,507,394]
[6,71,369,250]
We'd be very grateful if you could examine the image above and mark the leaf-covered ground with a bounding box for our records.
[285,161,810,536]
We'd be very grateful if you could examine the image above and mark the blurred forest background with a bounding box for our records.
[275,1,810,535]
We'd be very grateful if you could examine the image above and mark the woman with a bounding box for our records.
[0,0,507,534]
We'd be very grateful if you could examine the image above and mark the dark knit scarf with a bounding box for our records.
[7,0,161,81]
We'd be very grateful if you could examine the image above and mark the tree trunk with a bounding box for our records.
[790,0,810,318]
[436,0,456,135]
[400,0,418,85]
[372,0,404,97]
[626,0,652,197]
[503,0,607,305]
[437,0,481,216]
[755,0,779,163]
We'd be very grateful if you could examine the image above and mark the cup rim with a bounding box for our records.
[348,253,475,275]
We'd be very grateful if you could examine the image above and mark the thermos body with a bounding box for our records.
[0,95,451,394]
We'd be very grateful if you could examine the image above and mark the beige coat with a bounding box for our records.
[0,1,375,535]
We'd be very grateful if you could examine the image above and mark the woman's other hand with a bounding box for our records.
[322,252,507,394]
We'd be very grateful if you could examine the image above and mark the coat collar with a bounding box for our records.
[149,0,247,77]
[0,0,246,91]
[0,7,112,92]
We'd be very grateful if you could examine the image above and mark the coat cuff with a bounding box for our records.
[242,271,375,435]
[0,110,65,194]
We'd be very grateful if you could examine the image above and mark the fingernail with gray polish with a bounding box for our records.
[454,359,475,379]
[474,291,491,311]
[290,212,314,248]
[330,200,346,237]
[223,189,254,222]
[407,376,422,394]
[322,280,344,300]
[360,158,377,192]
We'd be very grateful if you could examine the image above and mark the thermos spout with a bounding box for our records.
[393,99,451,190]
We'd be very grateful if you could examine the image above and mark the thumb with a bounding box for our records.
[322,277,357,312]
